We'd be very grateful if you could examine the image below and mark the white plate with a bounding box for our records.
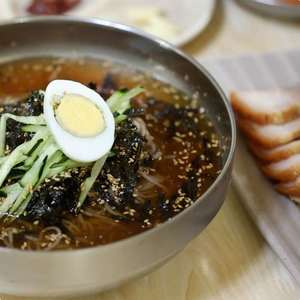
[8,0,216,47]
[201,49,300,283]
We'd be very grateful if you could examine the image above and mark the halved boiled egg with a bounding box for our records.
[44,80,115,163]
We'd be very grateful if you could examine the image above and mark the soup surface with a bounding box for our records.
[0,57,222,250]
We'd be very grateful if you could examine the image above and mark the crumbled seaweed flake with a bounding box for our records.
[89,74,118,100]
[92,119,145,215]
[2,91,44,152]
[6,120,32,151]
[22,91,44,116]
[181,175,198,201]
[142,97,202,140]
[26,170,88,225]
[88,82,97,91]
[99,74,118,98]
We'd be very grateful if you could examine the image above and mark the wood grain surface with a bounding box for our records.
[0,0,300,299]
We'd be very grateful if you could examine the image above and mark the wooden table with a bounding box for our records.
[1,1,300,299]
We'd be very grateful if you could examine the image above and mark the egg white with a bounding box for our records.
[44,80,115,163]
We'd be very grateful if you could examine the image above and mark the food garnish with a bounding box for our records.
[0,83,143,217]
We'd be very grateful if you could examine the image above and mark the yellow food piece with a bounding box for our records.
[55,94,105,137]
[126,7,179,41]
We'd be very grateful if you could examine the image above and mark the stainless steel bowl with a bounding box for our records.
[0,17,236,298]
[238,0,300,18]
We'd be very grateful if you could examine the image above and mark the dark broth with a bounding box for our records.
[0,57,222,250]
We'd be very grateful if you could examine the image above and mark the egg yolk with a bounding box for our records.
[55,94,105,137]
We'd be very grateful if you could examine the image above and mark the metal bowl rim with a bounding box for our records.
[0,16,236,256]
[252,0,300,9]
[238,0,300,16]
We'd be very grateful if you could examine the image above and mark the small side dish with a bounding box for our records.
[231,86,300,201]
[27,0,80,15]
[25,0,180,42]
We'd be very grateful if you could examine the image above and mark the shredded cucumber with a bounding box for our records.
[9,184,32,214]
[22,124,46,133]
[107,87,144,114]
[0,183,23,215]
[77,154,108,210]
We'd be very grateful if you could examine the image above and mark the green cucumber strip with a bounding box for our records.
[107,87,144,114]
[0,183,23,215]
[45,159,90,181]
[114,114,127,124]
[77,155,108,210]
[0,144,34,187]
[7,142,58,216]
[23,136,50,168]
[0,114,7,157]
[1,183,22,194]
[0,154,27,166]
[0,114,46,156]
[3,114,45,125]
[22,124,46,133]
[15,194,33,217]
[0,128,48,187]
[0,157,5,165]
[36,150,64,186]
[20,141,58,187]
[115,87,144,114]
[9,184,31,214]
[106,91,124,112]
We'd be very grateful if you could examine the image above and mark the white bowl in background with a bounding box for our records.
[9,0,216,46]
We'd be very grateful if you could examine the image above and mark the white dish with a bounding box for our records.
[202,49,300,283]
[8,0,216,47]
